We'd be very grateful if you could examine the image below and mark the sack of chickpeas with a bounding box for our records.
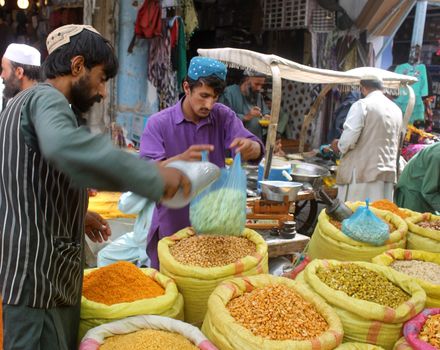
[335,343,385,350]
[299,260,426,350]
[307,202,407,262]
[404,211,440,253]
[372,249,440,307]
[158,228,268,326]
[202,274,344,350]
[79,315,218,350]
[392,337,412,350]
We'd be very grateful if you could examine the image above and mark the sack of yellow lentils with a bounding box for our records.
[158,227,268,326]
[202,274,344,350]
[404,211,440,253]
[79,262,184,341]
[335,343,385,350]
[372,249,440,307]
[79,315,218,350]
[301,260,426,350]
[307,202,407,262]
[392,337,412,350]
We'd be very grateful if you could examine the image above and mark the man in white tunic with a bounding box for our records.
[331,74,402,202]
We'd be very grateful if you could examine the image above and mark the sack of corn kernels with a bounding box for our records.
[299,260,426,350]
[79,262,184,341]
[403,210,440,253]
[372,249,440,308]
[202,274,344,350]
[392,338,412,350]
[335,343,385,349]
[307,202,407,262]
[79,315,218,350]
[403,308,440,350]
[158,228,268,326]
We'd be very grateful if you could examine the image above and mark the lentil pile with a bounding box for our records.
[83,262,164,305]
[170,235,256,268]
[418,220,440,230]
[390,260,440,285]
[371,200,409,219]
[316,263,410,308]
[99,329,199,350]
[227,284,329,341]
[419,314,440,349]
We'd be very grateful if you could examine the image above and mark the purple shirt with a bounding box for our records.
[140,99,263,267]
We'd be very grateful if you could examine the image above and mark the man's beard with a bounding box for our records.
[3,75,21,99]
[70,76,102,113]
[245,84,259,105]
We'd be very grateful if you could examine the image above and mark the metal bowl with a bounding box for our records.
[259,180,303,202]
[291,162,330,181]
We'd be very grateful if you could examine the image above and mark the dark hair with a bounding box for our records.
[360,80,383,91]
[10,61,41,82]
[43,29,118,80]
[185,75,226,96]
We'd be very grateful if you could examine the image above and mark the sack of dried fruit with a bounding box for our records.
[80,262,184,340]
[403,308,440,350]
[79,315,218,350]
[335,343,385,349]
[404,211,440,253]
[158,228,268,326]
[307,202,407,262]
[202,274,344,350]
[372,249,440,308]
[299,260,426,349]
[392,337,412,350]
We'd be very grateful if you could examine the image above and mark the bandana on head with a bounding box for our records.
[187,56,227,81]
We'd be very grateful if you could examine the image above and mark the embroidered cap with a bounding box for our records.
[46,24,101,55]
[188,56,227,81]
[4,43,40,66]
[243,68,266,77]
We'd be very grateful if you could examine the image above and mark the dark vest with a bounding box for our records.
[0,87,88,308]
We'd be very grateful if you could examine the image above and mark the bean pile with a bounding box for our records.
[227,284,329,341]
[316,263,410,309]
[390,260,440,285]
[418,220,440,230]
[99,329,198,350]
[170,235,256,268]
[419,314,440,349]
[330,217,396,232]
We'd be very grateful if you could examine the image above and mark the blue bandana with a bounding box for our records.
[187,56,227,81]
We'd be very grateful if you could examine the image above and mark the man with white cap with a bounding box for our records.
[0,24,190,350]
[1,43,41,101]
[331,74,402,202]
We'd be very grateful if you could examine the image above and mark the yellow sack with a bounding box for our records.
[404,211,440,253]
[158,227,268,326]
[302,260,426,350]
[307,202,407,262]
[393,337,413,350]
[202,274,344,350]
[372,249,440,307]
[335,343,385,350]
[79,268,184,340]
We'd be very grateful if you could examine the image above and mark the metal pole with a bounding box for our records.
[409,0,428,62]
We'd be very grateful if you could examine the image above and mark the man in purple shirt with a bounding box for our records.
[140,57,264,268]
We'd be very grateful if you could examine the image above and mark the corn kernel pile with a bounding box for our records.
[390,260,440,285]
[419,314,440,349]
[99,329,198,350]
[227,284,329,341]
[170,235,256,268]
[317,263,410,309]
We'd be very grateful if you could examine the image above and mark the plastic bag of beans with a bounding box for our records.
[403,308,440,350]
[300,260,426,350]
[372,249,440,308]
[404,211,440,253]
[79,266,184,341]
[158,228,268,326]
[79,315,218,350]
[307,202,407,262]
[201,274,344,350]
[335,343,385,350]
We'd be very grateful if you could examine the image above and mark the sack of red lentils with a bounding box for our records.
[372,249,440,308]
[79,315,218,350]
[307,202,407,262]
[79,263,184,341]
[158,228,268,326]
[404,211,440,253]
[301,260,426,349]
[403,308,440,350]
[393,337,413,350]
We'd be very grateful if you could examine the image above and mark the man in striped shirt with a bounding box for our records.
[0,25,190,350]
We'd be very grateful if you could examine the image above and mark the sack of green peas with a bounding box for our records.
[190,153,246,236]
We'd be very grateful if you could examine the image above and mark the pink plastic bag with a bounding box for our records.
[404,308,440,350]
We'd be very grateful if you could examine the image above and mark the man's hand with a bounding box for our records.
[330,139,340,154]
[230,138,261,161]
[158,166,192,200]
[85,211,111,243]
[177,144,214,162]
[244,106,262,121]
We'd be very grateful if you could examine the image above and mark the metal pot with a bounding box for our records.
[259,180,303,202]
[290,162,330,188]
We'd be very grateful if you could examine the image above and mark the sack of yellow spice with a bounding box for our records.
[307,202,407,262]
[298,260,426,350]
[201,274,344,350]
[158,227,268,326]
[372,249,440,308]
[402,210,440,253]
[79,262,184,341]
[79,315,218,350]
